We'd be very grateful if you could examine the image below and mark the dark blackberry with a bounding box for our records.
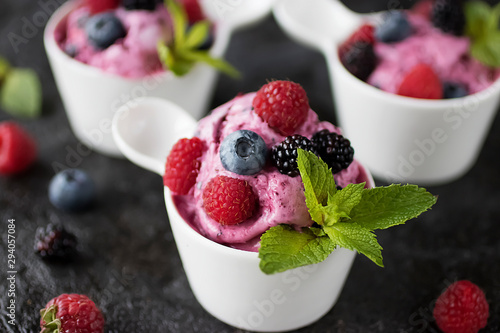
[34,224,77,261]
[272,135,316,177]
[340,41,377,81]
[312,130,354,174]
[431,0,465,36]
[122,0,157,11]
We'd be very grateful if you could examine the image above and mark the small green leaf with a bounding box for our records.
[464,1,491,39]
[165,0,187,49]
[0,56,11,83]
[470,32,500,67]
[324,182,366,225]
[259,225,336,274]
[181,50,241,78]
[324,222,383,267]
[0,68,42,118]
[185,21,211,49]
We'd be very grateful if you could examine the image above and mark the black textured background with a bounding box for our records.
[1,0,500,332]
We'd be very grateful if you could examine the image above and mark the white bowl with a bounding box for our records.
[44,0,274,157]
[273,0,500,185]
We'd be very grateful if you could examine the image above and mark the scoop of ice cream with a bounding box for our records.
[368,13,499,95]
[57,5,172,78]
[172,93,368,252]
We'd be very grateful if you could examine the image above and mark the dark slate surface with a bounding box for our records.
[1,0,499,332]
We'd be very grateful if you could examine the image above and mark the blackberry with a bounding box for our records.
[35,224,77,261]
[122,0,157,11]
[431,0,465,36]
[272,135,316,177]
[312,130,354,174]
[340,41,377,81]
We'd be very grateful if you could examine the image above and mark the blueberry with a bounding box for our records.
[443,82,468,99]
[122,0,157,11]
[220,130,268,175]
[375,11,412,43]
[49,169,96,212]
[85,13,126,50]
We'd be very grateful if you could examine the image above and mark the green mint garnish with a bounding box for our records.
[158,0,240,77]
[464,1,500,68]
[258,149,437,275]
[0,60,42,118]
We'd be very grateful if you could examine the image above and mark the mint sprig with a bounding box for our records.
[158,0,240,77]
[258,150,437,274]
[464,1,500,67]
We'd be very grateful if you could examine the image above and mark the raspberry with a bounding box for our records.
[85,0,120,14]
[202,176,256,225]
[397,63,443,99]
[433,280,489,333]
[432,0,465,36]
[412,0,434,18]
[312,130,354,174]
[164,137,205,195]
[253,81,309,136]
[338,24,375,57]
[0,121,36,175]
[180,0,206,23]
[272,135,317,177]
[40,294,105,333]
[34,224,78,261]
[339,41,377,82]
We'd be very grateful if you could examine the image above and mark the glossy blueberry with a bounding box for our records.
[375,11,412,43]
[220,130,268,175]
[49,169,96,212]
[85,13,126,49]
[443,82,468,99]
[122,0,157,11]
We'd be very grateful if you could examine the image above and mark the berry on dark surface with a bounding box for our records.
[85,13,126,49]
[0,121,37,175]
[433,280,489,333]
[375,10,412,43]
[312,130,354,174]
[253,80,310,136]
[397,63,443,99]
[340,41,377,82]
[272,135,316,177]
[443,82,468,99]
[432,0,465,36]
[122,0,157,11]
[34,224,78,261]
[49,169,96,213]
[202,176,256,225]
[220,130,268,176]
[86,0,120,14]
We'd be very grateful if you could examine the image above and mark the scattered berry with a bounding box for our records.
[180,0,206,23]
[48,169,96,212]
[397,63,443,99]
[340,41,377,82]
[164,137,205,195]
[40,294,105,333]
[375,10,412,43]
[122,0,157,11]
[220,130,268,176]
[0,121,36,175]
[433,280,489,333]
[432,0,465,36]
[272,135,316,177]
[85,13,126,49]
[312,130,354,174]
[253,81,309,136]
[202,176,256,225]
[443,82,468,99]
[34,224,78,261]
[85,0,120,14]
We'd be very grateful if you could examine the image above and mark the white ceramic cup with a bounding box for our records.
[111,97,375,332]
[44,0,274,157]
[273,0,500,185]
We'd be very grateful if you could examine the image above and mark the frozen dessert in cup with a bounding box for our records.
[273,0,500,185]
[44,0,273,157]
[112,80,436,331]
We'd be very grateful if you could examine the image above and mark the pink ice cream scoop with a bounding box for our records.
[171,92,370,252]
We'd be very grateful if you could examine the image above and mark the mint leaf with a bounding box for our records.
[0,57,10,83]
[349,184,437,231]
[259,225,336,274]
[324,182,366,225]
[166,0,187,49]
[470,32,500,67]
[0,68,42,118]
[324,222,383,267]
[181,50,241,78]
[464,1,491,39]
[297,149,336,224]
[184,21,211,49]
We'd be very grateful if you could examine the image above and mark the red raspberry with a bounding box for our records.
[40,294,105,333]
[164,137,205,195]
[253,81,309,136]
[412,0,434,18]
[85,0,120,14]
[433,280,489,333]
[180,0,205,23]
[397,63,443,99]
[339,24,375,57]
[0,121,36,175]
[202,175,256,225]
